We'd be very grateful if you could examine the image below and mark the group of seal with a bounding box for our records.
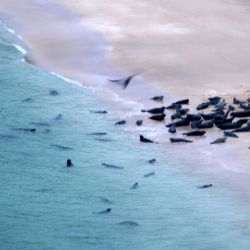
[137,95,250,145]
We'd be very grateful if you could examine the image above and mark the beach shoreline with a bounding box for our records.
[0,0,250,180]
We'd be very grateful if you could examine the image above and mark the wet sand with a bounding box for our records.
[0,0,250,175]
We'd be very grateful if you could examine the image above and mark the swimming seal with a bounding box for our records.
[49,89,59,96]
[115,120,126,126]
[144,171,155,177]
[102,163,124,169]
[198,184,213,189]
[148,158,156,164]
[66,159,73,167]
[130,182,139,189]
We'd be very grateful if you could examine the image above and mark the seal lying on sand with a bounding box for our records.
[140,135,154,143]
[151,96,164,101]
[210,137,227,144]
[170,138,193,143]
[183,130,206,136]
[149,114,166,121]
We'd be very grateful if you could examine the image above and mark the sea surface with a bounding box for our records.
[1,21,250,250]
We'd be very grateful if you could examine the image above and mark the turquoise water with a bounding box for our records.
[0,23,250,250]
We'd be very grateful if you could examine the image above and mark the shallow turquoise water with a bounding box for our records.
[0,23,250,250]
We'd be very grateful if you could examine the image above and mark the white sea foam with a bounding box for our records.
[50,71,83,87]
[12,43,27,55]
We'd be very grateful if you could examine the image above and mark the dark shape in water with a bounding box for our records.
[87,132,107,136]
[94,138,113,142]
[50,144,74,150]
[170,138,193,143]
[210,137,227,144]
[66,159,73,167]
[148,158,156,164]
[141,107,165,114]
[198,184,213,189]
[102,163,124,169]
[130,182,139,189]
[151,95,164,101]
[144,171,155,177]
[140,135,154,143]
[183,130,206,136]
[49,89,59,96]
[149,114,166,122]
[0,134,19,140]
[97,208,112,214]
[90,110,108,114]
[115,120,126,126]
[223,131,239,138]
[99,197,113,204]
[13,128,36,132]
[136,120,143,126]
[31,122,50,127]
[22,97,34,103]
[118,221,139,226]
[55,114,63,120]
[109,74,138,89]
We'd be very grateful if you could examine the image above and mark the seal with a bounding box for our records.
[149,114,166,121]
[168,124,176,133]
[196,102,210,110]
[102,163,124,169]
[66,159,73,167]
[198,184,213,189]
[140,135,154,143]
[96,208,112,214]
[144,171,155,177]
[13,128,36,132]
[186,113,202,122]
[174,99,189,105]
[148,158,156,164]
[118,221,139,226]
[170,138,193,143]
[183,130,206,136]
[90,110,108,114]
[231,110,250,118]
[141,107,165,114]
[223,131,238,138]
[197,120,214,129]
[151,96,164,101]
[115,120,126,126]
[49,89,59,96]
[50,144,74,150]
[166,118,190,128]
[136,120,143,126]
[210,137,227,144]
[130,182,139,189]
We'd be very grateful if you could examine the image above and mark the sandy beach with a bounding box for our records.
[0,0,250,174]
[52,0,250,100]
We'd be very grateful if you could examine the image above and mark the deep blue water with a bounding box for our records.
[0,23,250,250]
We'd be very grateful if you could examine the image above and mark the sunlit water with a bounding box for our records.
[1,22,250,250]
